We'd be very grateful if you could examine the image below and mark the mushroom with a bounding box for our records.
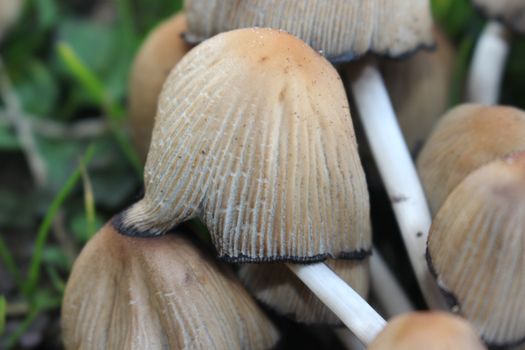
[466,0,524,104]
[128,12,192,161]
[184,0,444,311]
[0,0,21,42]
[115,28,386,341]
[368,312,487,350]
[417,103,525,213]
[380,26,455,156]
[427,152,525,347]
[62,223,280,349]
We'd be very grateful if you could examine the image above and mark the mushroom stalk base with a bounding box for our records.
[466,21,510,105]
[349,63,446,310]
[287,263,385,345]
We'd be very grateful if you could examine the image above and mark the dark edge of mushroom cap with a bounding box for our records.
[426,248,525,349]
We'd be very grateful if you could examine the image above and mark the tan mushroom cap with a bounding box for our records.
[0,0,21,41]
[417,103,525,213]
[184,0,434,62]
[472,0,525,34]
[117,28,371,263]
[368,312,486,350]
[62,223,279,349]
[238,258,369,325]
[380,26,455,155]
[427,152,525,347]
[128,13,192,161]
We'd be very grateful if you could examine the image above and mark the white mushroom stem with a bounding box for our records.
[287,263,386,345]
[349,62,446,310]
[466,21,510,104]
[370,249,414,316]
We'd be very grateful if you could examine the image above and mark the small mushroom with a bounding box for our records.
[466,0,525,104]
[62,223,279,349]
[238,258,369,325]
[368,312,487,350]
[417,103,525,213]
[427,152,525,347]
[128,12,192,160]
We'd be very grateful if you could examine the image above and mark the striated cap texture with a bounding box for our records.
[117,28,371,263]
[428,152,525,347]
[128,13,192,161]
[62,223,279,349]
[238,258,369,325]
[184,0,434,62]
[369,312,486,350]
[417,103,525,213]
[472,0,525,34]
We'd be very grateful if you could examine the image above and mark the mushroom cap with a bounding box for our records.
[184,0,434,62]
[472,0,525,34]
[380,26,455,155]
[417,103,525,213]
[368,312,486,350]
[128,13,192,161]
[117,28,371,263]
[62,223,279,349]
[238,258,369,325]
[427,152,525,347]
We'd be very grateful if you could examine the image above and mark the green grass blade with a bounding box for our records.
[0,236,23,289]
[4,307,38,349]
[23,145,96,296]
[79,159,96,240]
[0,296,6,335]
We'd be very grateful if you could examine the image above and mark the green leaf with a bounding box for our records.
[0,125,20,150]
[35,0,59,29]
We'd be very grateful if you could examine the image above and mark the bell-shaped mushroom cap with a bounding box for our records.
[238,258,369,325]
[380,26,455,155]
[472,0,525,34]
[417,103,525,213]
[0,0,21,41]
[368,312,486,350]
[117,28,371,263]
[427,152,525,347]
[128,13,192,161]
[184,0,434,62]
[62,223,279,349]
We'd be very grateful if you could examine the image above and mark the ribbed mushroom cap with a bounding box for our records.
[472,0,525,34]
[368,312,486,350]
[427,152,525,347]
[184,0,434,62]
[238,258,369,325]
[117,28,371,263]
[62,223,279,350]
[380,26,455,155]
[0,0,21,41]
[417,103,525,213]
[128,13,192,161]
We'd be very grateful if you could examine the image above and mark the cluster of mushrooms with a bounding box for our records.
[62,1,524,349]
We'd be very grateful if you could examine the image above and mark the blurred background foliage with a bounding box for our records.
[0,0,523,348]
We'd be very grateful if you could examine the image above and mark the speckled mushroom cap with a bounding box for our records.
[472,0,525,34]
[368,312,486,350]
[128,13,192,161]
[184,0,434,62]
[116,28,371,263]
[238,258,369,325]
[62,223,279,349]
[417,104,525,214]
[427,152,525,347]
